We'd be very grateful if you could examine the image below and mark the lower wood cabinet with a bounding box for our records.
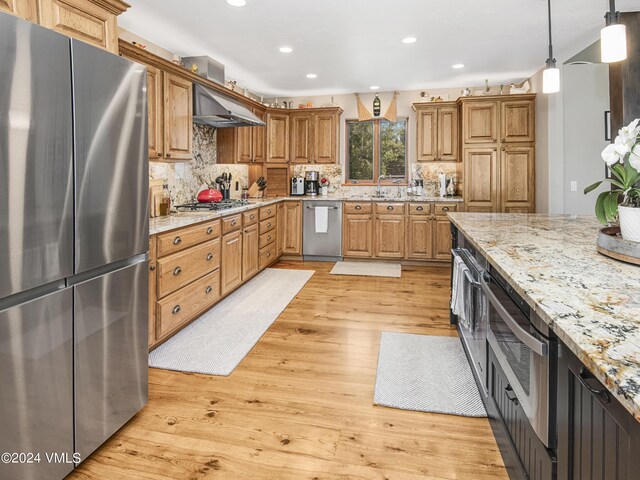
[406,216,434,259]
[434,218,453,260]
[343,214,373,257]
[374,215,405,258]
[242,223,259,281]
[282,201,302,255]
[277,202,285,256]
[221,229,243,295]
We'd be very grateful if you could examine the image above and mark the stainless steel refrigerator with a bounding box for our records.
[0,13,148,480]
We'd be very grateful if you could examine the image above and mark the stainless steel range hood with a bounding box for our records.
[193,83,265,128]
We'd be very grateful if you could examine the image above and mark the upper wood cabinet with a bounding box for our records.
[1,0,128,53]
[501,100,535,143]
[146,64,163,160]
[314,110,340,163]
[217,107,266,164]
[282,201,302,255]
[163,73,193,161]
[267,112,290,163]
[252,108,267,163]
[414,103,458,162]
[462,101,498,144]
[290,112,312,163]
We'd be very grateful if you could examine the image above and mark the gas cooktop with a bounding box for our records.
[174,199,250,212]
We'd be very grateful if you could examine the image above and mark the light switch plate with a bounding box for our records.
[570,181,578,192]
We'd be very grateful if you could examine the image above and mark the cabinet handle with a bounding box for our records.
[501,147,506,151]
[250,214,255,220]
[173,267,182,276]
[173,236,182,245]
[492,138,497,142]
[205,286,213,294]
[493,148,497,152]
[268,209,272,214]
[442,206,450,212]
[172,305,181,315]
[578,367,611,403]
[231,219,237,226]
[376,216,379,219]
[267,222,272,228]
[416,206,424,211]
[387,206,394,211]
[207,253,214,261]
[268,235,272,241]
[504,384,519,405]
[149,265,156,271]
[267,252,271,257]
[501,138,506,142]
[355,205,362,210]
[166,153,172,158]
[158,152,163,157]
[206,227,214,234]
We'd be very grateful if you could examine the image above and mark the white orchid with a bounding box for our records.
[602,135,631,165]
[618,118,640,148]
[631,144,640,172]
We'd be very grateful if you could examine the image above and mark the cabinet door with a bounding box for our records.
[242,223,259,280]
[406,216,433,259]
[221,230,243,295]
[163,73,193,161]
[463,147,498,212]
[314,112,337,163]
[277,202,285,256]
[0,0,38,22]
[252,108,266,163]
[343,214,373,257]
[283,202,302,255]
[501,100,535,143]
[267,112,289,162]
[290,113,312,163]
[237,126,253,163]
[416,108,438,162]
[438,106,459,162]
[147,65,163,160]
[148,236,157,348]
[500,146,534,213]
[375,215,405,258]
[434,219,453,260]
[39,0,119,53]
[462,101,498,144]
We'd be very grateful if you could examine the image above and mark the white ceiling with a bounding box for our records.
[120,0,639,97]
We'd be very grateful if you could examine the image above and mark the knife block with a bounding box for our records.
[248,182,263,198]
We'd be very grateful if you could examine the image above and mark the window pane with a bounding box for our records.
[380,120,407,178]
[347,121,374,181]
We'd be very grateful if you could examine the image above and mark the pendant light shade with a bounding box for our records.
[543,67,560,94]
[601,23,627,63]
[543,0,560,94]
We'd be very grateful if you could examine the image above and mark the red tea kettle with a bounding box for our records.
[197,187,223,203]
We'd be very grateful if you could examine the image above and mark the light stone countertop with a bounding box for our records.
[149,195,463,235]
[448,213,640,422]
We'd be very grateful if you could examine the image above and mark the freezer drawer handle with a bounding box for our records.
[578,367,611,403]
[206,227,214,234]
[505,384,519,405]
[172,305,181,315]
[207,253,214,261]
[173,236,182,245]
[173,267,182,276]
[480,273,548,357]
[205,286,213,294]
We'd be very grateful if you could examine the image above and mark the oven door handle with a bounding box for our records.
[481,274,548,357]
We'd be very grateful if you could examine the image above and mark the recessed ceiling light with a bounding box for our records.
[370,85,380,90]
[306,73,317,79]
[226,0,246,7]
[402,36,417,44]
[452,63,465,69]
[278,46,293,53]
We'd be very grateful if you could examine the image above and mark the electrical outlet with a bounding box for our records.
[570,181,578,192]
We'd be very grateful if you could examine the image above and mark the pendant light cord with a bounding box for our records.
[546,0,556,67]
[606,0,619,26]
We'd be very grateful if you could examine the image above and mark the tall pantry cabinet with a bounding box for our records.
[459,94,536,213]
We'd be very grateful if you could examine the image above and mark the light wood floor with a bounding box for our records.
[68,261,507,480]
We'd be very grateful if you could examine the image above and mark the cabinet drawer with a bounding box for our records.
[374,202,405,215]
[156,270,220,339]
[243,209,259,227]
[222,214,242,234]
[156,220,221,257]
[408,203,432,215]
[259,204,277,220]
[434,203,457,216]
[157,239,221,298]
[344,202,372,214]
[259,217,276,234]
[259,230,276,249]
[259,242,277,269]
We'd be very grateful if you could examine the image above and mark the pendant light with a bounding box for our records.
[543,0,560,94]
[601,0,627,63]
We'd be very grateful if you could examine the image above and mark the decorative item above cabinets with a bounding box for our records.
[413,102,459,162]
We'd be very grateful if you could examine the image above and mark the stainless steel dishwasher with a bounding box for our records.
[303,200,343,260]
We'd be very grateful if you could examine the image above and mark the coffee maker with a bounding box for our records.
[304,171,319,196]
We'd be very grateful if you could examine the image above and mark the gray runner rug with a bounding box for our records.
[149,268,314,376]
[374,332,486,417]
[330,261,401,278]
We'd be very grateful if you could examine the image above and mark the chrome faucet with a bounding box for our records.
[376,175,388,198]
[376,175,403,198]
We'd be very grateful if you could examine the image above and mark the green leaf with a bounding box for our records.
[604,191,621,221]
[611,164,627,184]
[604,178,626,189]
[594,191,609,224]
[584,181,602,194]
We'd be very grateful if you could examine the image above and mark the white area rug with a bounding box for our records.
[149,268,314,376]
[330,261,401,278]
[374,332,486,417]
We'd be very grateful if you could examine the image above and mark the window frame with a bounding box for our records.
[345,117,408,186]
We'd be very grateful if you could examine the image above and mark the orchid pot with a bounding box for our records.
[585,118,640,243]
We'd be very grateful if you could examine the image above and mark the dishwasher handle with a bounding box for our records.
[306,206,339,210]
[481,273,548,357]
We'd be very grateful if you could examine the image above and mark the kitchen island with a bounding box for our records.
[449,212,640,480]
